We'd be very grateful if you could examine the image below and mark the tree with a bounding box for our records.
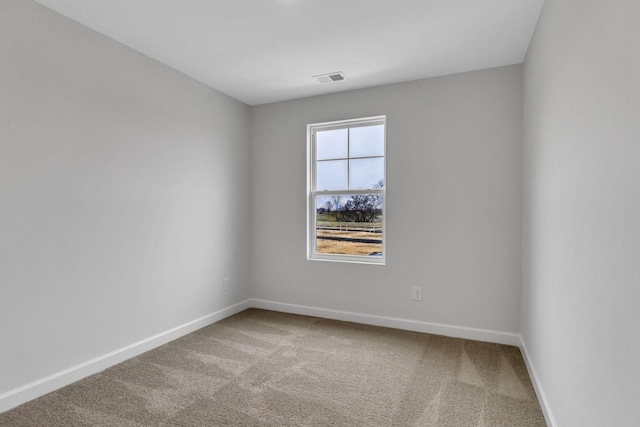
[340,180,383,223]
[323,181,383,223]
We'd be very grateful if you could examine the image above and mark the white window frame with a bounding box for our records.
[307,116,386,265]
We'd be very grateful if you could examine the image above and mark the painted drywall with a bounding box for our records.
[0,0,250,396]
[250,65,523,334]
[521,0,640,425]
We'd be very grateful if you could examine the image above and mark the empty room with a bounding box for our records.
[1,0,638,426]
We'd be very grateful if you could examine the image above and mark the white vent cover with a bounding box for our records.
[313,72,347,84]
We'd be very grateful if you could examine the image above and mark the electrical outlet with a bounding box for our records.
[223,278,231,291]
[412,286,423,301]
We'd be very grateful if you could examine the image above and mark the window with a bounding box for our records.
[307,116,386,264]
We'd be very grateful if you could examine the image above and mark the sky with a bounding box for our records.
[315,124,384,191]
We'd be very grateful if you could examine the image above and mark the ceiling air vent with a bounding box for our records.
[313,72,347,84]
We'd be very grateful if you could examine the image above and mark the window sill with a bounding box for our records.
[307,254,386,266]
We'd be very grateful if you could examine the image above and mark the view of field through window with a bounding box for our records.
[315,194,383,257]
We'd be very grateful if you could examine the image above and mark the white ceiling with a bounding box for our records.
[34,0,545,106]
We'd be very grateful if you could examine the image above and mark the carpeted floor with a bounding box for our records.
[0,309,546,426]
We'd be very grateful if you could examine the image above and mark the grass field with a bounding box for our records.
[315,229,382,256]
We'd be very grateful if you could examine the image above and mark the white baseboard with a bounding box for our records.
[249,298,521,346]
[0,299,251,414]
[519,336,558,427]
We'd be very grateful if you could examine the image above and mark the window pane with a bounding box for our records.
[315,194,383,257]
[349,157,384,189]
[316,160,347,190]
[349,125,384,158]
[316,128,348,160]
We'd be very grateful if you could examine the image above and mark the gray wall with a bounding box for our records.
[521,0,640,425]
[0,0,251,395]
[250,65,523,334]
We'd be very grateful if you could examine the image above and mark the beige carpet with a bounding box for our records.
[0,309,546,426]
